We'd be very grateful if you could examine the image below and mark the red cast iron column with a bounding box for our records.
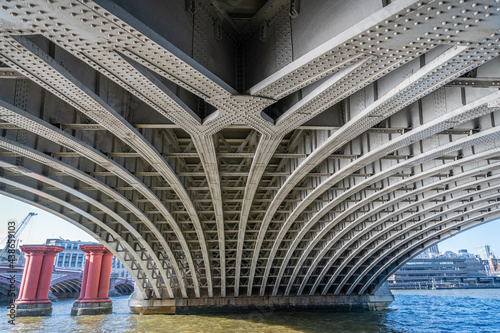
[97,250,113,301]
[17,251,32,300]
[17,246,46,303]
[72,245,114,315]
[81,245,104,302]
[77,252,91,301]
[35,246,64,302]
[14,245,64,317]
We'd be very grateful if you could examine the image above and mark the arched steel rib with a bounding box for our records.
[310,155,500,295]
[192,134,226,297]
[259,58,496,295]
[0,101,200,297]
[33,4,244,296]
[112,55,227,297]
[0,158,174,297]
[282,126,500,295]
[244,56,416,295]
[272,96,500,295]
[0,180,152,298]
[0,138,187,298]
[238,59,374,296]
[51,279,82,294]
[355,205,500,295]
[234,134,283,296]
[1,35,210,297]
[274,57,374,129]
[334,177,500,295]
[251,45,474,295]
[347,194,500,294]
[365,213,500,294]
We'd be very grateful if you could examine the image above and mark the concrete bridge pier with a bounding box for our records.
[71,245,113,316]
[14,245,64,317]
[129,283,394,315]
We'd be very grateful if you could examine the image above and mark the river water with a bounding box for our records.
[2,289,500,332]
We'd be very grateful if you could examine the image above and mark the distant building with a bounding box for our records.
[485,258,500,276]
[477,245,495,260]
[45,238,130,278]
[388,257,487,289]
[416,244,440,259]
[457,249,476,259]
[46,238,95,270]
[428,245,439,255]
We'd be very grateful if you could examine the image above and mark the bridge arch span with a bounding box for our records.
[0,0,499,313]
[50,276,83,298]
[111,278,135,296]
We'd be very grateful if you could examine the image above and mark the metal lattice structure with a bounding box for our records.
[0,0,499,301]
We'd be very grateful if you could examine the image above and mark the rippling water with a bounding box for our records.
[2,289,500,332]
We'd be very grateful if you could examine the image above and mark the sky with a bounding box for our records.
[0,193,499,256]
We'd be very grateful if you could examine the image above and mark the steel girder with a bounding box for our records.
[0,0,499,300]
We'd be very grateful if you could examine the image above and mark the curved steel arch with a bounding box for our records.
[336,183,500,295]
[0,0,498,305]
[0,186,150,298]
[312,158,500,296]
[269,92,500,296]
[255,48,494,295]
[0,37,208,298]
[0,137,187,298]
[277,115,500,295]
[0,102,197,298]
[365,212,500,294]
[114,283,134,295]
[50,277,83,294]
[0,159,178,298]
[356,209,500,295]
[293,152,500,296]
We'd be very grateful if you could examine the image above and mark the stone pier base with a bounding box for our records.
[13,302,53,317]
[71,301,112,316]
[129,284,394,315]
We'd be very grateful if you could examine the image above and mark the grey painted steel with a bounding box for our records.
[0,0,499,302]
[314,154,500,296]
[272,92,500,296]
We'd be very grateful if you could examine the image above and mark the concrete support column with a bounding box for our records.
[13,245,64,317]
[71,245,113,316]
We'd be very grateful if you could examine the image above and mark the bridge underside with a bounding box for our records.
[0,0,499,312]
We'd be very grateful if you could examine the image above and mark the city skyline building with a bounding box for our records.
[477,245,496,260]
[416,244,440,259]
[388,248,491,289]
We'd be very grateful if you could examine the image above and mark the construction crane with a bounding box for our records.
[0,212,37,263]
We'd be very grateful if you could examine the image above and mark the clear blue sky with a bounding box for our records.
[0,193,499,256]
